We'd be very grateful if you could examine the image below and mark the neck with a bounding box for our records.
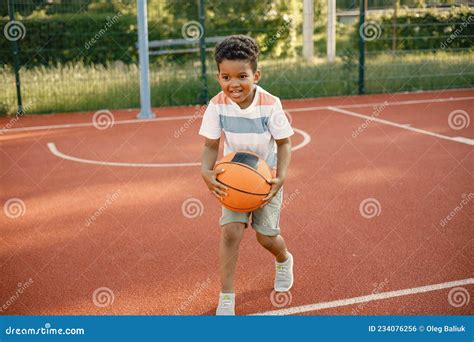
[238,85,256,109]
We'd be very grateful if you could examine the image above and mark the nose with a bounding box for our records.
[229,79,240,88]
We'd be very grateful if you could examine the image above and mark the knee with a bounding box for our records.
[221,223,245,246]
[256,233,275,249]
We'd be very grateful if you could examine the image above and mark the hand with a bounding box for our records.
[261,177,284,207]
[201,168,228,199]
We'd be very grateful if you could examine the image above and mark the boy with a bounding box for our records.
[199,35,294,315]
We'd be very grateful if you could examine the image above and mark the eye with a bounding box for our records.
[240,75,247,79]
[222,75,230,81]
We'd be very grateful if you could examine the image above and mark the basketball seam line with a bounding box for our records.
[216,179,269,196]
[215,161,271,187]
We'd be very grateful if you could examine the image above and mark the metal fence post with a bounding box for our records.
[358,0,365,95]
[326,0,335,63]
[303,0,314,62]
[8,0,23,115]
[137,0,155,119]
[198,0,208,104]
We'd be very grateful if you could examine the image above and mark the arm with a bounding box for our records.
[275,137,292,180]
[262,137,292,203]
[201,137,220,171]
[201,138,228,199]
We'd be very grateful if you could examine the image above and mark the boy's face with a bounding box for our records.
[217,59,261,109]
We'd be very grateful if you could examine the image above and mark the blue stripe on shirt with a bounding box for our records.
[219,115,269,134]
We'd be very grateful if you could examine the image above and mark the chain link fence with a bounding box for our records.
[1,0,473,115]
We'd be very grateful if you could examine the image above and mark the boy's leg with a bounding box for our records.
[252,188,288,262]
[219,222,246,293]
[251,189,294,292]
[217,208,248,315]
[256,232,294,291]
[256,232,289,263]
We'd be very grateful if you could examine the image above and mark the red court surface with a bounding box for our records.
[1,89,473,315]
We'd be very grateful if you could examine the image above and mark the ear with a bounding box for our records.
[254,69,261,84]
[216,72,220,81]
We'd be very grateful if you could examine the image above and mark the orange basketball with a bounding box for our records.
[214,151,272,213]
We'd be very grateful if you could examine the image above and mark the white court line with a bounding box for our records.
[1,95,473,134]
[47,142,200,167]
[252,278,474,315]
[328,106,474,146]
[287,95,474,112]
[292,128,311,151]
[0,115,194,134]
[46,128,310,168]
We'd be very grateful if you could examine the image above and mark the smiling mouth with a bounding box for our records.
[229,90,243,98]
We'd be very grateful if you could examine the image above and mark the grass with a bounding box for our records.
[1,50,472,115]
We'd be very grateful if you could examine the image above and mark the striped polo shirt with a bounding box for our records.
[199,85,294,169]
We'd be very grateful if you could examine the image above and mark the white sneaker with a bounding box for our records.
[274,252,294,292]
[216,292,235,316]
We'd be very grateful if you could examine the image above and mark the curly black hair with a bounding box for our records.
[214,35,259,72]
